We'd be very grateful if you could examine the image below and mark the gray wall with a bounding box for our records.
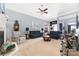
[5,9,47,39]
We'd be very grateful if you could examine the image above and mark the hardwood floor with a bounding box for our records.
[14,37,61,56]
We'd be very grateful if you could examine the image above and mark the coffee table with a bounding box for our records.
[43,35,51,41]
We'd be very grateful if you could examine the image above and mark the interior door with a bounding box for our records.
[59,23,63,32]
[68,25,71,33]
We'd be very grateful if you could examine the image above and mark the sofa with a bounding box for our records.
[29,31,43,38]
[50,31,62,39]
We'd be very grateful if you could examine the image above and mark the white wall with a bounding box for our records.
[5,9,47,39]
[57,3,79,31]
[5,3,62,21]
[58,3,79,16]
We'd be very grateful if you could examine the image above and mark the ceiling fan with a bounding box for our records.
[37,5,48,15]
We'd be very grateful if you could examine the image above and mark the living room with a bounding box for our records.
[0,3,79,56]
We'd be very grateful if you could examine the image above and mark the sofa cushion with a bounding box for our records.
[50,31,62,39]
[29,31,43,38]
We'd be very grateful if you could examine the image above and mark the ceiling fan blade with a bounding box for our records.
[44,12,48,14]
[43,8,48,11]
[38,8,43,12]
[40,12,43,15]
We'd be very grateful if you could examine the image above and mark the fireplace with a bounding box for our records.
[0,13,7,47]
[0,31,4,47]
[0,22,5,47]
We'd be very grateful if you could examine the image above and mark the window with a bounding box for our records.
[71,25,76,31]
[52,24,57,31]
[68,23,76,31]
[50,20,57,31]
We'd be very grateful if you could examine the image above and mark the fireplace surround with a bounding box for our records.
[0,13,7,47]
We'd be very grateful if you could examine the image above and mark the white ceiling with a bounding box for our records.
[5,3,62,21]
[5,3,79,21]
